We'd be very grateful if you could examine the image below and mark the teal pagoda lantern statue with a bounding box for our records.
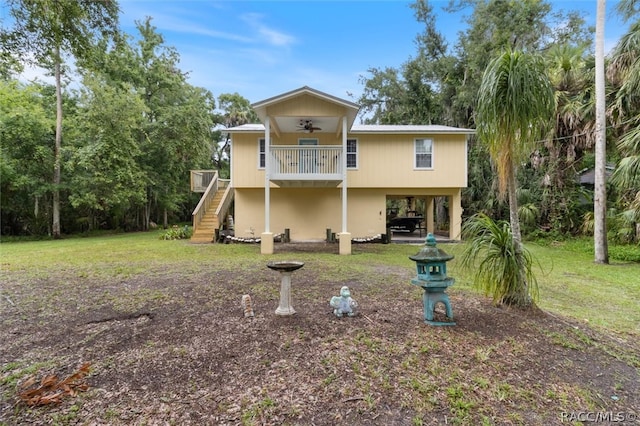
[409,233,456,326]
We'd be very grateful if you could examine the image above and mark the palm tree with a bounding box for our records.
[544,43,595,233]
[608,17,640,243]
[472,48,554,307]
[594,0,609,263]
[476,49,555,247]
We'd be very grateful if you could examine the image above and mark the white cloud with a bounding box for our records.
[240,13,296,47]
[120,1,253,43]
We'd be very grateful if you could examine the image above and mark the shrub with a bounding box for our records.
[609,244,640,263]
[160,225,192,240]
[460,213,540,307]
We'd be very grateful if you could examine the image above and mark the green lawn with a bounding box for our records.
[1,232,638,425]
[2,232,638,335]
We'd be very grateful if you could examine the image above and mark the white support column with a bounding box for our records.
[426,196,435,234]
[261,117,274,254]
[341,116,347,233]
[339,116,351,255]
[449,189,463,241]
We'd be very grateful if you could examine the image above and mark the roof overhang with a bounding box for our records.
[349,124,475,135]
[251,86,360,134]
[226,123,476,136]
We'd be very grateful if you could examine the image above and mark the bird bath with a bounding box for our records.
[267,261,304,315]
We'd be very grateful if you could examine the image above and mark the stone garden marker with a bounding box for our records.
[409,233,456,326]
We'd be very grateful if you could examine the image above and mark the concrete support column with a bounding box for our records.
[449,189,463,240]
[261,232,274,254]
[426,196,435,234]
[339,232,351,255]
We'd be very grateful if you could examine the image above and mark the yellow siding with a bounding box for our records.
[265,94,348,118]
[231,134,267,188]
[270,133,343,145]
[235,188,341,240]
[348,134,467,188]
[231,133,345,188]
[234,187,462,240]
[232,132,467,189]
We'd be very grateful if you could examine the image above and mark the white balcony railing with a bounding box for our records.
[270,145,343,180]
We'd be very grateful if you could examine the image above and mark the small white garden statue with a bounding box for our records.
[330,286,358,317]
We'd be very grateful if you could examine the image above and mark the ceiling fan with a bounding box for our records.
[297,119,321,133]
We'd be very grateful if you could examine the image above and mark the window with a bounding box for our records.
[415,138,433,169]
[347,139,358,168]
[258,138,265,168]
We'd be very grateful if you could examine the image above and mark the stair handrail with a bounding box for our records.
[192,171,219,234]
[214,183,234,229]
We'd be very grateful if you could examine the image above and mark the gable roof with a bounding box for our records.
[251,86,360,134]
[235,86,474,136]
[252,86,359,112]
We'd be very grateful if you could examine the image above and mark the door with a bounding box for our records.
[298,138,318,173]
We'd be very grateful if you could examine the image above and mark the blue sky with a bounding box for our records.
[119,0,429,103]
[3,1,631,105]
[117,0,630,105]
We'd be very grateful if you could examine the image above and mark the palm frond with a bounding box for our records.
[460,213,539,307]
[608,20,640,82]
[476,49,555,196]
[611,154,640,189]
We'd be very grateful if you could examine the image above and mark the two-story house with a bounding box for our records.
[191,86,473,254]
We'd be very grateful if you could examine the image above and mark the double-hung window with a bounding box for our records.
[347,139,358,169]
[258,138,265,169]
[414,138,433,169]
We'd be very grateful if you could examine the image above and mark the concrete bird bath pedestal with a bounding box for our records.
[267,261,304,316]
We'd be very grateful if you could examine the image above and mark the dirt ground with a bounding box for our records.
[1,242,638,425]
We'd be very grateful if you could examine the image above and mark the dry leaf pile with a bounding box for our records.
[18,363,91,406]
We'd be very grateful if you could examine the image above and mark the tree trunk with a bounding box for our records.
[507,164,523,251]
[507,163,530,307]
[594,0,609,264]
[52,46,63,239]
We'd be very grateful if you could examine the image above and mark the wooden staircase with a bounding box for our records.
[190,191,224,243]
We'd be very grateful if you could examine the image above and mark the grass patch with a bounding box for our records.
[2,232,638,333]
[0,232,638,425]
[442,240,640,335]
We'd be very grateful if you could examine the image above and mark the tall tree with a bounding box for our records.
[133,19,216,228]
[3,0,119,238]
[449,0,554,128]
[475,49,555,305]
[67,76,147,230]
[594,0,609,263]
[542,43,595,232]
[0,80,55,235]
[95,18,216,228]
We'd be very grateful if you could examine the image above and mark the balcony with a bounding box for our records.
[190,170,216,192]
[269,145,344,187]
